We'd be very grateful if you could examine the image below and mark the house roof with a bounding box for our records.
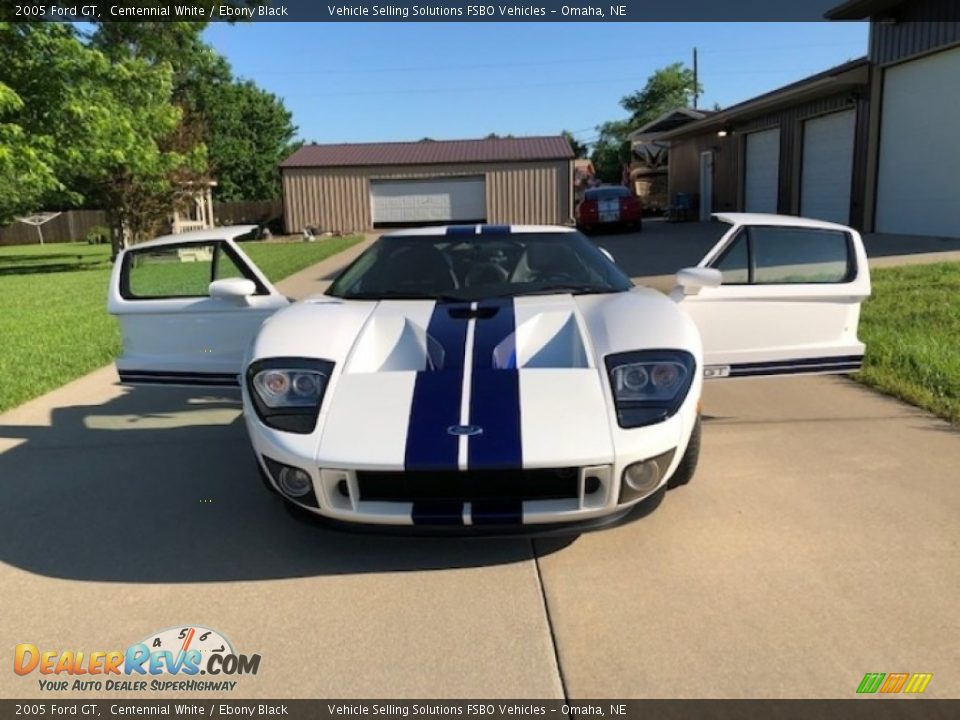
[657,57,869,141]
[628,108,715,142]
[824,0,904,19]
[280,136,574,169]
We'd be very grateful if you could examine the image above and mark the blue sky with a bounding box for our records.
[204,22,869,146]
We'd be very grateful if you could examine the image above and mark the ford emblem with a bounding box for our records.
[447,424,483,437]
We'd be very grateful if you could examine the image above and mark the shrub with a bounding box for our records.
[85,225,110,245]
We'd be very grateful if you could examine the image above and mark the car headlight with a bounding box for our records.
[605,350,695,428]
[246,358,334,434]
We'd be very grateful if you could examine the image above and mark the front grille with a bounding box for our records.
[355,468,581,502]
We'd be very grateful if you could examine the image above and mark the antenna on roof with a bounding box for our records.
[693,47,699,110]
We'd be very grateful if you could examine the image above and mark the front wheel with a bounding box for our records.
[667,417,700,489]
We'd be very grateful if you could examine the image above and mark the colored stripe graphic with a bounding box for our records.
[404,302,469,472]
[879,673,909,693]
[468,298,523,470]
[903,674,933,694]
[856,672,933,694]
[857,673,886,694]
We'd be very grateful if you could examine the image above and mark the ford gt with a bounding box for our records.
[108,215,870,533]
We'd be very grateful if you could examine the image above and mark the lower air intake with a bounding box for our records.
[355,468,580,502]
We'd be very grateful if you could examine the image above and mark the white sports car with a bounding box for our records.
[108,214,870,534]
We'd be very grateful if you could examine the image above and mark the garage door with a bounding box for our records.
[876,46,960,237]
[744,128,780,214]
[370,177,486,225]
[800,109,856,224]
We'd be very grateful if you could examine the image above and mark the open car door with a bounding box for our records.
[107,227,289,387]
[671,214,871,379]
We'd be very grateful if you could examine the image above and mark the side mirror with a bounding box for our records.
[209,278,257,302]
[675,267,723,295]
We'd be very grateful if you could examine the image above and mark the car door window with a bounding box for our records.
[713,231,749,283]
[123,242,256,299]
[752,227,851,283]
[710,226,853,284]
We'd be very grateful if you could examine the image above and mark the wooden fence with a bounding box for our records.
[0,200,285,246]
[0,210,108,246]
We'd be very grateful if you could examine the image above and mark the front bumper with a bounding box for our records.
[245,386,696,534]
[281,493,666,537]
[256,454,678,535]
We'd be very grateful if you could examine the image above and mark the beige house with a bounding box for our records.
[279,136,575,234]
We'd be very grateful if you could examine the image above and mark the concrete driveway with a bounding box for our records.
[1,228,958,700]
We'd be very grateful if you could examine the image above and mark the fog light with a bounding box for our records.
[624,461,660,494]
[261,456,319,508]
[619,448,676,503]
[277,467,313,498]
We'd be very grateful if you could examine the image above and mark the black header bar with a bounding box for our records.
[5,0,854,23]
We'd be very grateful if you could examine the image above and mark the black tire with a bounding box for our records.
[667,417,701,489]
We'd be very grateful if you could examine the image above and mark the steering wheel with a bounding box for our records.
[465,262,510,287]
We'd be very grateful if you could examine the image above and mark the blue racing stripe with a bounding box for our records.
[479,224,511,235]
[404,303,469,471]
[445,225,477,236]
[412,500,464,526]
[468,299,523,470]
[471,499,522,525]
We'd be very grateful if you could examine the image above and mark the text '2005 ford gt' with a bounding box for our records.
[108,215,870,534]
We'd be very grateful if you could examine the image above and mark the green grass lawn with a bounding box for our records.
[0,236,361,413]
[857,262,960,424]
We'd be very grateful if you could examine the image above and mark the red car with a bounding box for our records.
[576,185,643,233]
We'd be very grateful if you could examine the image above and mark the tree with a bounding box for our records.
[590,63,702,183]
[620,62,702,128]
[0,22,205,248]
[91,22,297,202]
[195,80,297,201]
[591,119,632,184]
[561,130,589,159]
[0,78,59,223]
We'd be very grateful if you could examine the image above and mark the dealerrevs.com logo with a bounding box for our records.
[14,625,261,692]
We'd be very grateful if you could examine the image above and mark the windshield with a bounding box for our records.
[327,231,633,301]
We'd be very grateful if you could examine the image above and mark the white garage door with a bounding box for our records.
[876,46,960,237]
[370,177,486,225]
[800,109,856,224]
[744,128,780,214]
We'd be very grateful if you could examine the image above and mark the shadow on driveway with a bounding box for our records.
[0,385,589,583]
